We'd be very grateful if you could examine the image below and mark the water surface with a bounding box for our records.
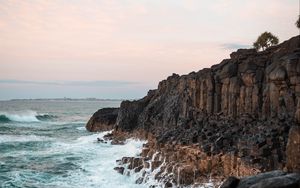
[0,99,146,188]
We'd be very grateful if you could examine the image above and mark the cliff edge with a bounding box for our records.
[87,36,300,187]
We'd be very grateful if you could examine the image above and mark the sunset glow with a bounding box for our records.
[0,0,298,99]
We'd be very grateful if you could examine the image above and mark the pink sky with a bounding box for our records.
[0,0,299,99]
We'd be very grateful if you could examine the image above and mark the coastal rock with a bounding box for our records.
[86,108,119,132]
[114,167,125,174]
[220,176,240,188]
[286,126,300,173]
[88,35,300,186]
[116,36,300,186]
[249,173,300,188]
[220,171,300,188]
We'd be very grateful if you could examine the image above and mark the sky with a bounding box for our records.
[0,0,299,100]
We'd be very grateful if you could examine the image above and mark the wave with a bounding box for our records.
[0,134,53,143]
[36,114,57,121]
[0,111,57,123]
[0,115,11,123]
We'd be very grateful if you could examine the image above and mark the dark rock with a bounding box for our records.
[221,171,300,188]
[111,140,125,145]
[220,176,240,188]
[134,165,143,173]
[249,173,300,188]
[86,108,119,132]
[97,138,107,143]
[89,35,300,186]
[135,177,144,184]
[237,170,287,188]
[286,126,300,173]
[164,181,173,187]
[113,167,124,174]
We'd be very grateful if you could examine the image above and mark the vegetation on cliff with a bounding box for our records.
[253,32,279,51]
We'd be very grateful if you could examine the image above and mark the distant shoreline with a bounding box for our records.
[0,98,129,102]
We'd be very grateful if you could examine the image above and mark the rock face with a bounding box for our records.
[286,126,300,173]
[116,36,300,132]
[86,108,119,132]
[87,36,300,187]
[220,170,300,188]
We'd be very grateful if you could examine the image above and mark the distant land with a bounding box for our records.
[1,98,126,102]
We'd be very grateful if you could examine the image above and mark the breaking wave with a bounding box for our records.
[0,111,57,123]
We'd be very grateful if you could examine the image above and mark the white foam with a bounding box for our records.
[0,110,40,122]
[76,126,86,131]
[35,131,148,188]
[0,134,53,143]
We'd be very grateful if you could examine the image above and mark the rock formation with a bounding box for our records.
[86,108,119,132]
[87,35,300,187]
[221,170,300,188]
[286,126,300,173]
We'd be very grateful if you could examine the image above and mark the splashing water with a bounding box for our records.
[0,100,150,188]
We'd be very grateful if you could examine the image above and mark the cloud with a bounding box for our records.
[0,0,298,99]
[221,43,251,50]
[0,80,139,87]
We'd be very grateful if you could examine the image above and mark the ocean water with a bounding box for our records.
[0,100,148,188]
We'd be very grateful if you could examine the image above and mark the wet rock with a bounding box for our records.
[177,165,195,186]
[164,181,173,187]
[113,167,124,174]
[111,140,125,145]
[97,138,107,143]
[135,177,144,184]
[134,165,143,173]
[128,158,143,170]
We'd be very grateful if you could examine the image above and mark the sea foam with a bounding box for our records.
[0,111,55,123]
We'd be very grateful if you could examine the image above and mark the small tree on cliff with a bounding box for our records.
[296,15,300,29]
[253,32,279,51]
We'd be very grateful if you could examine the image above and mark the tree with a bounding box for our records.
[253,32,279,51]
[296,15,300,29]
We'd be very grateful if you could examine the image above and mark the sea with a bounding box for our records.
[0,99,148,188]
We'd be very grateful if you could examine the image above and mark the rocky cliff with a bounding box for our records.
[86,108,119,132]
[87,36,300,187]
[116,36,300,131]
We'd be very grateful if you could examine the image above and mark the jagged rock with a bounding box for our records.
[86,108,119,132]
[177,165,195,185]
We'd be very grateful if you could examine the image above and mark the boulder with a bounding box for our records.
[221,171,300,188]
[86,108,119,132]
[249,173,300,188]
[220,176,240,188]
